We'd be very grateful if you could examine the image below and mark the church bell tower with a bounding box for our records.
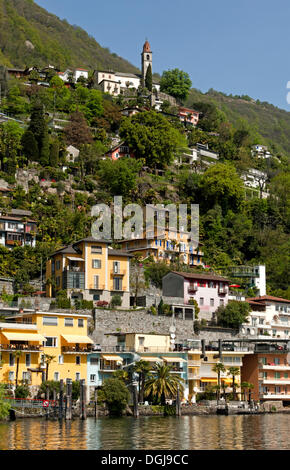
[141,40,152,84]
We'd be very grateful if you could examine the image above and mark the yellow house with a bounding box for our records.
[187,345,252,402]
[46,237,131,308]
[0,310,93,390]
[118,227,204,267]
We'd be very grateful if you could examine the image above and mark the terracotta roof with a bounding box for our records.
[246,295,290,304]
[143,40,151,53]
[170,271,231,282]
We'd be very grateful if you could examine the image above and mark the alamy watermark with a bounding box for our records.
[91,197,199,249]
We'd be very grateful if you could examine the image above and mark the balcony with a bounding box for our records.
[188,373,200,380]
[6,239,23,246]
[260,393,290,400]
[99,364,122,372]
[218,287,228,295]
[188,360,200,367]
[111,270,126,276]
[259,364,290,371]
[62,346,93,354]
[259,378,290,385]
[0,344,42,352]
[188,284,198,293]
[88,284,105,290]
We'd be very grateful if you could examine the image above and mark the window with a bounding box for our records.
[199,298,204,306]
[113,261,120,274]
[9,371,14,381]
[90,357,98,365]
[44,337,57,347]
[93,294,100,301]
[275,372,281,379]
[210,299,214,307]
[75,373,81,381]
[56,276,60,287]
[113,277,122,291]
[261,357,267,365]
[25,354,31,367]
[94,275,99,289]
[138,337,145,346]
[220,299,224,306]
[43,316,58,326]
[263,372,267,379]
[284,373,289,379]
[9,354,15,366]
[91,246,102,254]
[78,319,84,328]
[76,356,81,365]
[54,372,59,381]
[65,317,73,327]
[209,282,214,288]
[22,372,30,382]
[56,260,61,271]
[92,259,101,269]
[274,358,280,365]
[90,374,96,383]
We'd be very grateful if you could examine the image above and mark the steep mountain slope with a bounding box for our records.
[0,0,139,73]
[186,88,290,157]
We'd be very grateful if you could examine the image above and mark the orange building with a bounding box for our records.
[241,342,290,403]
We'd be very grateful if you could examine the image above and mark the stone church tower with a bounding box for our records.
[141,40,152,84]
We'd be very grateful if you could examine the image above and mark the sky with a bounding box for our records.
[35,0,290,110]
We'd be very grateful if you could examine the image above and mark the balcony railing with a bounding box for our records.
[88,284,106,290]
[62,346,93,354]
[0,344,42,352]
[111,270,126,276]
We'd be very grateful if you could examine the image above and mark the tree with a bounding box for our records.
[0,384,10,420]
[199,163,245,214]
[97,157,142,199]
[212,362,226,401]
[43,354,56,381]
[130,255,146,307]
[144,363,184,405]
[21,130,38,163]
[216,301,250,329]
[227,366,240,400]
[64,110,93,147]
[145,64,152,92]
[119,110,186,168]
[26,101,50,163]
[133,360,151,402]
[102,378,130,416]
[13,350,23,387]
[160,68,192,102]
[0,121,23,174]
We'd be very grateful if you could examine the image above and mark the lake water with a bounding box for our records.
[0,414,289,450]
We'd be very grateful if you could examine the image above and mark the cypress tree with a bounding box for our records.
[21,130,38,162]
[145,64,152,92]
[49,139,60,167]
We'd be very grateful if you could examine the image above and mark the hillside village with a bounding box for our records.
[0,29,289,413]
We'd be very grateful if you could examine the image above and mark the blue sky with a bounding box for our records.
[35,0,290,110]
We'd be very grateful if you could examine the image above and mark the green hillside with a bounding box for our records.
[185,88,290,157]
[0,0,139,73]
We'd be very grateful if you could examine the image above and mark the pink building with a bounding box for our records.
[105,142,135,161]
[178,107,200,126]
[162,271,231,320]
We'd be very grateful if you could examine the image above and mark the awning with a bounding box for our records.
[2,332,47,342]
[161,356,186,363]
[141,356,162,363]
[101,355,123,362]
[61,335,94,344]
[221,378,233,385]
[67,257,84,261]
[200,378,218,383]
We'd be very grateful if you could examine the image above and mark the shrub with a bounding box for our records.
[15,383,30,399]
[101,378,130,416]
[110,295,122,308]
[96,300,109,307]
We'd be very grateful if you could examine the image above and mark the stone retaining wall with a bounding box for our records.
[92,308,239,345]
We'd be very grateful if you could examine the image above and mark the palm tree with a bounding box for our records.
[113,369,129,383]
[228,367,240,400]
[133,360,151,402]
[144,363,184,405]
[212,362,226,401]
[13,350,23,387]
[43,354,56,381]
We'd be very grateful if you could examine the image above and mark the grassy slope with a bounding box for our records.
[0,0,139,73]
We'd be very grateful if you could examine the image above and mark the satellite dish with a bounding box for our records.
[170,339,175,344]
[169,325,176,333]
[170,333,176,339]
